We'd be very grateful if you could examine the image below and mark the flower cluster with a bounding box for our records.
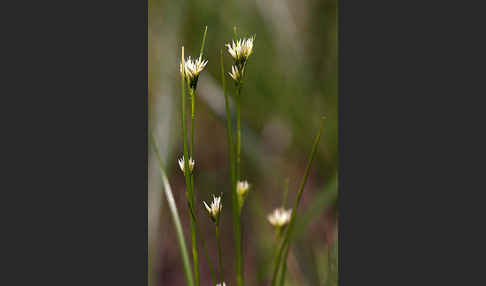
[178,156,195,174]
[203,195,223,223]
[226,37,254,67]
[180,55,208,89]
[226,37,254,82]
[267,208,292,228]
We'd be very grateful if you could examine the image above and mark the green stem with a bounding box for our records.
[190,215,199,286]
[277,244,289,286]
[216,224,224,284]
[220,50,235,190]
[221,48,240,286]
[188,88,200,286]
[187,202,217,285]
[190,88,195,158]
[189,86,196,224]
[150,134,194,286]
[199,26,208,57]
[270,228,284,272]
[271,117,326,286]
[182,50,200,286]
[235,84,241,183]
[234,82,243,286]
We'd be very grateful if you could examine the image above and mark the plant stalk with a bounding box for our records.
[216,224,224,284]
[234,82,243,286]
[271,117,326,286]
[187,201,217,285]
[181,48,200,286]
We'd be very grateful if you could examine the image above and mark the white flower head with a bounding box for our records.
[178,156,195,174]
[228,65,241,81]
[216,283,226,286]
[204,195,222,223]
[182,55,208,89]
[267,208,292,228]
[226,37,254,64]
[236,180,250,197]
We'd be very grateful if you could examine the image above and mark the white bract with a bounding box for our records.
[228,65,241,81]
[204,195,222,222]
[236,180,250,197]
[180,55,208,89]
[178,156,195,173]
[226,37,254,63]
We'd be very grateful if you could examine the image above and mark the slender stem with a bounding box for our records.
[277,244,289,286]
[270,228,284,273]
[234,82,243,286]
[150,134,194,286]
[188,88,200,286]
[220,50,235,189]
[189,87,196,211]
[235,83,241,183]
[190,215,199,286]
[182,48,200,286]
[190,88,195,159]
[199,26,208,57]
[271,117,326,286]
[187,25,208,285]
[216,224,224,284]
[187,202,217,285]
[221,49,241,286]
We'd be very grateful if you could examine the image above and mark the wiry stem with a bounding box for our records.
[277,244,290,286]
[189,86,196,218]
[235,82,243,286]
[181,47,200,286]
[188,88,200,286]
[221,48,241,286]
[190,88,195,160]
[187,202,217,285]
[216,224,224,284]
[271,117,326,286]
[200,26,208,57]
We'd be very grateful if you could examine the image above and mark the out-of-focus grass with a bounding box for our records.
[149,0,337,284]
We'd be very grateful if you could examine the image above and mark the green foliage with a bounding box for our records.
[149,0,338,284]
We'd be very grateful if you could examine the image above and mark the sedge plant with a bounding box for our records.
[270,117,326,286]
[178,26,209,286]
[224,30,255,286]
[153,27,331,286]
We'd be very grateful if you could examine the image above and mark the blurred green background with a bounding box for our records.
[149,0,337,285]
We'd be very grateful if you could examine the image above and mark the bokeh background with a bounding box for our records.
[149,0,337,285]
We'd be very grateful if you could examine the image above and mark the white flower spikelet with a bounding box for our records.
[267,208,292,228]
[178,156,195,173]
[226,37,254,63]
[203,195,222,223]
[180,55,208,89]
[228,65,241,81]
[216,283,226,286]
[184,56,208,79]
[236,180,250,197]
